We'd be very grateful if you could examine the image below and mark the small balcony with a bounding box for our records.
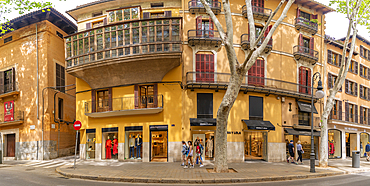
[188,30,222,47]
[242,5,272,22]
[185,72,319,100]
[240,34,272,53]
[65,17,182,89]
[295,17,318,35]
[0,111,24,126]
[0,82,19,100]
[329,111,370,126]
[292,114,321,130]
[293,45,319,64]
[188,0,221,15]
[84,95,163,118]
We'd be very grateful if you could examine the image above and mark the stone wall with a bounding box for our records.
[268,142,286,162]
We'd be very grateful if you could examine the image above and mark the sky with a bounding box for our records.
[4,0,370,40]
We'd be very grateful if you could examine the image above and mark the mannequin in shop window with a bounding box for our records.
[106,136,112,159]
[135,134,142,159]
[207,137,213,158]
[329,140,335,157]
[129,135,135,159]
[113,136,118,157]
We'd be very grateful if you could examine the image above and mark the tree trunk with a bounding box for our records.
[319,110,330,167]
[214,71,244,173]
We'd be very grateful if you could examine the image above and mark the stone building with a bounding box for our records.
[0,8,77,160]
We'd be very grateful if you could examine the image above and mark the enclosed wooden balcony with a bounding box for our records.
[188,30,222,47]
[188,0,221,15]
[293,45,319,65]
[240,34,272,53]
[242,5,272,22]
[295,17,318,35]
[65,18,182,89]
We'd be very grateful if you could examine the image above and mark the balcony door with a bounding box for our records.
[299,66,311,94]
[252,0,264,13]
[299,34,314,56]
[96,89,112,112]
[140,85,154,108]
[196,16,214,37]
[248,59,264,86]
[196,53,214,82]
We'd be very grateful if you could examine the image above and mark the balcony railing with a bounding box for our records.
[295,17,318,35]
[242,5,272,21]
[292,114,320,128]
[187,29,222,47]
[188,0,221,14]
[84,95,163,114]
[240,34,273,53]
[0,82,18,95]
[65,17,182,68]
[186,71,318,99]
[329,111,370,125]
[293,45,319,64]
[0,111,24,125]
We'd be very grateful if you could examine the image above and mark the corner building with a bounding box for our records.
[67,0,333,162]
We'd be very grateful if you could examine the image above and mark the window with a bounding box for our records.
[348,60,358,74]
[360,85,370,100]
[330,100,342,120]
[251,0,264,8]
[298,34,314,56]
[196,53,214,82]
[196,16,214,37]
[345,103,357,123]
[197,93,213,118]
[360,106,368,124]
[298,111,310,126]
[300,11,311,21]
[360,64,370,79]
[4,36,12,44]
[58,98,63,120]
[2,68,15,93]
[327,50,342,67]
[56,63,65,92]
[139,85,154,108]
[360,45,370,60]
[345,79,357,96]
[327,73,342,92]
[107,6,140,23]
[151,2,164,7]
[249,96,263,120]
[97,89,110,112]
[248,59,264,86]
[299,66,311,95]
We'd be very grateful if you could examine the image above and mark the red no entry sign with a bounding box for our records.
[73,120,82,130]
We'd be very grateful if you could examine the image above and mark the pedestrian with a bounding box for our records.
[184,141,194,168]
[181,141,188,166]
[366,142,370,161]
[296,140,304,164]
[199,139,204,161]
[287,140,297,165]
[194,141,204,167]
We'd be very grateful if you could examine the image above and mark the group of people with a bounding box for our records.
[287,140,304,165]
[181,137,205,168]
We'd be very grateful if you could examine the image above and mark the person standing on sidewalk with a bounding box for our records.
[181,141,188,166]
[184,141,194,168]
[296,141,304,164]
[366,142,370,161]
[194,141,204,167]
[287,140,297,164]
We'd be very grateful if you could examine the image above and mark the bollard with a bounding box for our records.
[0,150,2,164]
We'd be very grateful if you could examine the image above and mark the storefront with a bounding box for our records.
[149,125,168,162]
[86,129,96,160]
[102,127,119,160]
[360,133,369,157]
[190,118,216,161]
[284,128,320,159]
[124,126,143,160]
[328,129,342,159]
[345,132,357,157]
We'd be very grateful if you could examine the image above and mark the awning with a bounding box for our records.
[190,118,216,126]
[285,128,321,137]
[242,120,275,131]
[297,101,318,114]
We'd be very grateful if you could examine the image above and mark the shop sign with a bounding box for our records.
[344,127,358,131]
[4,100,14,122]
[150,125,168,130]
[200,122,214,126]
[227,131,242,134]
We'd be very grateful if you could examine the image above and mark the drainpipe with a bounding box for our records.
[35,24,43,160]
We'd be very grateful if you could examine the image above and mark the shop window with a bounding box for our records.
[299,66,311,94]
[58,98,63,120]
[248,59,264,86]
[360,133,369,157]
[328,130,342,158]
[102,127,118,160]
[151,130,168,161]
[86,129,96,159]
[345,79,357,96]
[196,53,214,82]
[56,63,65,92]
[327,73,342,92]
[197,93,213,118]
[249,96,263,120]
[125,126,143,160]
[244,131,267,161]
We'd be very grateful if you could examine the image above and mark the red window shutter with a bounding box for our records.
[210,54,214,81]
[297,8,300,19]
[209,17,214,37]
[264,25,272,37]
[191,0,196,7]
[86,22,92,30]
[134,85,139,109]
[213,0,219,8]
[307,68,311,94]
[196,54,201,81]
[299,34,303,46]
[196,16,202,36]
[153,83,158,108]
[260,0,264,7]
[108,88,113,111]
[91,90,96,113]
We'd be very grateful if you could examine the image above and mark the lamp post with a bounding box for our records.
[310,72,325,173]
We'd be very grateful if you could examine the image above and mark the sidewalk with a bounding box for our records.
[56,158,370,184]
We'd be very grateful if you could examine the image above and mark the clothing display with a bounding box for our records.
[135,135,142,158]
[129,136,135,158]
[106,139,112,159]
[329,141,335,155]
[207,139,213,158]
[113,138,118,155]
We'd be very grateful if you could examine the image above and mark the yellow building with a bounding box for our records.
[325,35,370,159]
[0,8,77,160]
[65,0,333,162]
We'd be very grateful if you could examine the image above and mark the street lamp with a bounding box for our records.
[310,72,325,173]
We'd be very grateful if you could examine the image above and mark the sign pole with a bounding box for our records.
[74,130,78,169]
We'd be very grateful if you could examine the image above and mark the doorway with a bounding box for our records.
[5,134,15,157]
[244,131,267,161]
[346,133,357,157]
[150,131,168,162]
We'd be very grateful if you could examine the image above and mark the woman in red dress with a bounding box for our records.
[113,136,118,155]
[106,137,112,159]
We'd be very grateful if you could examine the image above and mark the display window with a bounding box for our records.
[244,131,267,161]
[360,133,369,157]
[102,127,119,160]
[86,129,96,159]
[284,134,318,159]
[124,126,143,160]
[192,131,214,160]
[150,125,168,162]
[346,133,357,157]
[328,129,342,159]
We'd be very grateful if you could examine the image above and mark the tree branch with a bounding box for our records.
[245,0,256,48]
[199,0,226,41]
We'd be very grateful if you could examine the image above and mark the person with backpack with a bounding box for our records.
[181,141,188,166]
[184,141,194,168]
[194,141,204,167]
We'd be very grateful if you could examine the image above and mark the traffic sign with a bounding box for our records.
[73,120,81,130]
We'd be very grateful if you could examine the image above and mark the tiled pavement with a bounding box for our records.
[56,158,370,183]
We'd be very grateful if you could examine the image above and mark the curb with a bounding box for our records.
[55,166,370,184]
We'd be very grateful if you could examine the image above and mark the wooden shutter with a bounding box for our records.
[299,66,303,93]
[355,82,358,96]
[61,66,65,92]
[264,25,272,37]
[339,100,342,120]
[196,16,202,36]
[307,68,311,94]
[164,11,172,17]
[360,106,364,124]
[360,65,363,76]
[91,90,96,113]
[360,85,363,98]
[360,45,364,56]
[355,104,358,123]
[103,17,107,25]
[153,83,158,108]
[339,54,342,67]
[354,61,358,74]
[368,68,370,80]
[143,12,150,19]
[86,22,92,30]
[11,67,15,91]
[368,88,370,100]
[345,102,349,121]
[299,34,303,46]
[328,73,332,89]
[108,88,112,111]
[134,85,139,109]
[297,8,300,19]
[310,37,314,56]
[209,17,214,37]
[345,79,349,94]
[327,50,332,64]
[0,71,4,94]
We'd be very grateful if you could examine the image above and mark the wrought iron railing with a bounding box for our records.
[0,111,24,123]
[188,29,221,40]
[241,34,273,47]
[329,111,370,125]
[186,71,315,96]
[241,5,272,17]
[293,45,319,60]
[295,17,318,31]
[84,95,163,114]
[188,0,221,10]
